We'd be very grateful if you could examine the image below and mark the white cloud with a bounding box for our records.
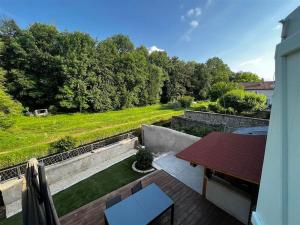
[180,15,185,21]
[273,24,282,31]
[231,55,274,81]
[147,46,165,54]
[239,57,263,66]
[205,0,213,8]
[187,9,194,17]
[194,8,202,16]
[190,20,199,28]
[187,7,202,17]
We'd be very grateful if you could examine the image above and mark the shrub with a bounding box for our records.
[0,88,23,129]
[48,105,58,114]
[219,89,267,113]
[178,96,194,108]
[197,104,209,112]
[166,100,181,109]
[173,124,222,137]
[209,82,241,101]
[135,149,153,170]
[222,107,236,115]
[49,136,76,154]
[207,102,224,113]
[0,114,15,129]
[243,91,267,111]
[190,101,209,111]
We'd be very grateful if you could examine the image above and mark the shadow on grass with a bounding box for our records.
[0,156,148,225]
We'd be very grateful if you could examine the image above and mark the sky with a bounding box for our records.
[0,0,299,81]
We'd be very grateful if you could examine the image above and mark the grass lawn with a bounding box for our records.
[0,156,146,225]
[0,104,183,168]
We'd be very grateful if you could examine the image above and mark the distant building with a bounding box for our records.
[240,81,275,106]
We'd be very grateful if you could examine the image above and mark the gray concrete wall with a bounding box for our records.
[142,124,200,153]
[206,177,251,224]
[0,138,138,218]
[182,110,269,130]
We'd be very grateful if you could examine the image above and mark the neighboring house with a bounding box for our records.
[240,81,275,106]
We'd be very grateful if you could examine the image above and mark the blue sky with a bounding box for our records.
[0,0,299,80]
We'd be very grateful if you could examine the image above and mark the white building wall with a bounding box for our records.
[252,7,300,225]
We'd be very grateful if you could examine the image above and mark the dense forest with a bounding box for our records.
[0,19,262,113]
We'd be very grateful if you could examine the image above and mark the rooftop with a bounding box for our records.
[176,132,267,184]
[60,170,243,225]
[240,81,275,90]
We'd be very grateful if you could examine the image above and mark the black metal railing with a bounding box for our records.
[0,132,136,182]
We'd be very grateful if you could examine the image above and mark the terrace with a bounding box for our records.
[1,116,266,225]
[60,170,242,225]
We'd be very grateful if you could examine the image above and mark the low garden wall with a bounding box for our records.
[206,177,251,225]
[172,110,269,132]
[0,137,138,218]
[142,124,200,153]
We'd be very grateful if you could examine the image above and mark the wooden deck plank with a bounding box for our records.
[60,170,243,225]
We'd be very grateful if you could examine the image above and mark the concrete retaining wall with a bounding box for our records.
[206,177,251,224]
[142,124,200,153]
[0,138,138,218]
[181,110,269,131]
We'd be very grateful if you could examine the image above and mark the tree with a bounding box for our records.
[231,71,262,82]
[108,34,134,53]
[0,20,264,114]
[192,63,211,99]
[0,18,20,39]
[209,81,241,101]
[206,57,232,84]
[147,64,167,104]
[163,57,187,102]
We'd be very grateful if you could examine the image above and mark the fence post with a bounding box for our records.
[17,167,22,179]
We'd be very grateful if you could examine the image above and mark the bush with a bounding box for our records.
[165,100,181,110]
[0,88,23,129]
[0,114,16,129]
[49,136,76,154]
[135,149,153,170]
[48,105,58,114]
[178,96,194,108]
[208,102,224,113]
[177,126,218,137]
[209,82,241,101]
[219,89,267,113]
[243,91,267,111]
[197,104,209,112]
[190,101,209,111]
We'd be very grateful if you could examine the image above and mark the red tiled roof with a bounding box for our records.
[176,132,266,184]
[240,81,275,90]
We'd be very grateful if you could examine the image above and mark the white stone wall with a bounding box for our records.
[142,124,200,153]
[206,177,251,224]
[0,138,138,218]
[184,110,269,129]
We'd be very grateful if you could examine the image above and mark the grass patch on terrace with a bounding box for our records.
[0,156,146,225]
[0,104,183,168]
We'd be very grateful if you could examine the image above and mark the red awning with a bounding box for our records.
[176,132,266,184]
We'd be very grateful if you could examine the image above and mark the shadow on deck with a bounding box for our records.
[60,170,243,225]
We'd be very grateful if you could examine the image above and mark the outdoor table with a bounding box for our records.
[104,183,174,225]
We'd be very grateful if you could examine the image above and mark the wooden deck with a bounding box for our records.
[60,170,243,225]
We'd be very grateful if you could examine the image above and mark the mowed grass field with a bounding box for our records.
[0,105,183,168]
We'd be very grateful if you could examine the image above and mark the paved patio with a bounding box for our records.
[60,170,243,225]
[153,152,203,193]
